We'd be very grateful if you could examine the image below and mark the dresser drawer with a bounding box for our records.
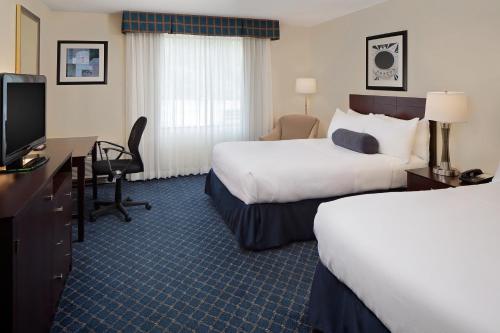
[53,174,72,241]
[50,173,73,311]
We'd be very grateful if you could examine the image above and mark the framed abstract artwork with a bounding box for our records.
[57,41,108,85]
[366,31,407,91]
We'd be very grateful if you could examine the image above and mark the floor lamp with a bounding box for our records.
[295,78,317,115]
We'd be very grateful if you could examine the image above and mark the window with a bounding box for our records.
[125,33,272,179]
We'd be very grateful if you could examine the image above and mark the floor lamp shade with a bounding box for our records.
[295,78,317,94]
[425,91,469,176]
[296,78,316,115]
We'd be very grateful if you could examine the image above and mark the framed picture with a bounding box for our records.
[57,41,108,85]
[16,5,40,75]
[366,31,407,91]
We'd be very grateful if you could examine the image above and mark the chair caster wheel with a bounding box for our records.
[125,216,132,222]
[89,215,96,222]
[126,197,132,202]
[146,204,152,210]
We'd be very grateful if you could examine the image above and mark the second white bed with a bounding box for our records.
[212,138,427,204]
[314,182,500,333]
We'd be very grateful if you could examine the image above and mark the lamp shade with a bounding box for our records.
[425,92,469,123]
[295,78,317,94]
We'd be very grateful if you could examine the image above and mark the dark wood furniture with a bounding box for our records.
[47,137,97,242]
[0,143,73,333]
[349,94,437,167]
[406,167,464,191]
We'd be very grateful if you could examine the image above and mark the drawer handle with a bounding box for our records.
[64,222,72,227]
[54,206,64,212]
[56,240,64,246]
[65,253,71,257]
[45,194,54,201]
[54,274,64,280]
[65,192,72,197]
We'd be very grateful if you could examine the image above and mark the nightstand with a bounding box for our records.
[406,167,464,191]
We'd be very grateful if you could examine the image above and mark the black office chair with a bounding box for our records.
[89,117,151,222]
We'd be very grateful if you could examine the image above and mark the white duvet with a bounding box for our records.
[212,138,427,204]
[314,182,500,333]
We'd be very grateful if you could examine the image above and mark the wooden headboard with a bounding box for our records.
[349,94,437,167]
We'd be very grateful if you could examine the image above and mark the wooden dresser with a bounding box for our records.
[0,145,73,333]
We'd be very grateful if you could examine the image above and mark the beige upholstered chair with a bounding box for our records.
[260,114,319,141]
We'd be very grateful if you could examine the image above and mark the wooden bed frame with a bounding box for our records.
[350,94,437,167]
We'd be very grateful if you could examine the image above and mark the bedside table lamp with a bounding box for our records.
[295,78,317,115]
[425,91,469,177]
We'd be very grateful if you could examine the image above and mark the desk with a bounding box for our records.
[47,137,97,242]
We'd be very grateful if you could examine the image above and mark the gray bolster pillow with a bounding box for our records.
[332,129,379,154]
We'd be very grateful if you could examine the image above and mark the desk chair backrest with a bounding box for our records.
[128,116,147,172]
[90,116,151,222]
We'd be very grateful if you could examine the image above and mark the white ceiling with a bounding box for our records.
[41,0,388,26]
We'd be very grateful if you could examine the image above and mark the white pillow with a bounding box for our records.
[347,109,367,117]
[326,108,366,138]
[413,119,430,162]
[371,114,430,162]
[363,115,419,162]
[494,163,500,183]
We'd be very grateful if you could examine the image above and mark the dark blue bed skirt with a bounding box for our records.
[205,169,403,251]
[204,170,335,250]
[308,262,390,333]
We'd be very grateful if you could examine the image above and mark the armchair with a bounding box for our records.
[260,114,319,141]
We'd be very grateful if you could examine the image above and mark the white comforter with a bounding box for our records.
[212,138,427,204]
[314,182,500,333]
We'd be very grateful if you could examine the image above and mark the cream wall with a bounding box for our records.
[47,12,126,145]
[309,0,500,172]
[270,24,313,121]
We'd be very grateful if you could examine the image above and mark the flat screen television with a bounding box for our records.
[0,73,46,168]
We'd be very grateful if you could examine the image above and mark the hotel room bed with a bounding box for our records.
[309,181,500,333]
[211,139,426,205]
[205,94,436,250]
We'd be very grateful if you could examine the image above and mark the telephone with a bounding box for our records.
[459,169,494,185]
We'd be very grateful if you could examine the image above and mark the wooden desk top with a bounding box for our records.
[47,136,97,159]
[0,142,73,220]
[406,167,463,188]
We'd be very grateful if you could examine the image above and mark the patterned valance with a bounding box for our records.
[122,11,280,41]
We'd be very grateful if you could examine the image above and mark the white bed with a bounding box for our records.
[314,182,500,333]
[212,138,427,204]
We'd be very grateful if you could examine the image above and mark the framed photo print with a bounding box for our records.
[366,30,407,91]
[57,41,108,85]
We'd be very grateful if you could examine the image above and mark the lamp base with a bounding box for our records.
[434,122,460,177]
[432,166,460,177]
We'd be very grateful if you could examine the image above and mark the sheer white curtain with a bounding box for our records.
[126,33,272,180]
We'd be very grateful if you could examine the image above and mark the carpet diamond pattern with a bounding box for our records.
[51,176,318,332]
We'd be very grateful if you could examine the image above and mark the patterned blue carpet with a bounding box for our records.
[51,175,318,332]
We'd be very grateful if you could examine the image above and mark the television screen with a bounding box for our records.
[6,82,45,156]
